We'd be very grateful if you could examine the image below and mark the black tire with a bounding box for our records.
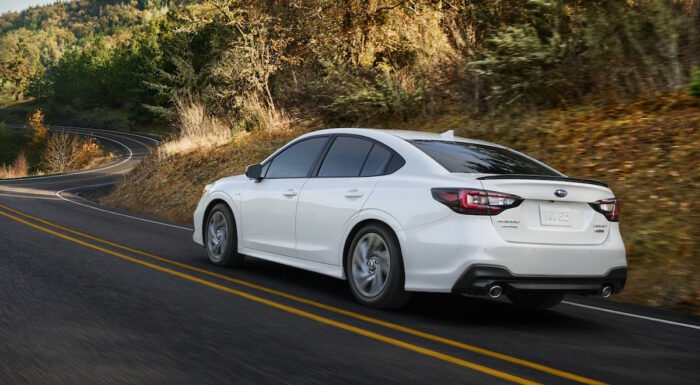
[205,203,244,267]
[507,292,564,309]
[345,223,411,309]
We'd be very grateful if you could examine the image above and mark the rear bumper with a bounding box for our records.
[399,215,627,292]
[452,265,627,295]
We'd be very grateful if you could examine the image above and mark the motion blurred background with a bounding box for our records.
[0,0,698,313]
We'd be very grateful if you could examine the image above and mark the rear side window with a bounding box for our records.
[319,137,373,177]
[410,140,559,176]
[385,153,405,174]
[360,144,393,177]
[266,136,328,178]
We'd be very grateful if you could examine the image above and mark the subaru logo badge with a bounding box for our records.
[554,189,568,198]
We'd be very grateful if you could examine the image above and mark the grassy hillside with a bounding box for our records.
[2,0,698,313]
[100,92,699,314]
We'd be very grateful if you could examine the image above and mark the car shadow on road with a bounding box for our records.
[227,256,603,332]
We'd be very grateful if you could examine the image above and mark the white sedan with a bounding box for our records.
[193,128,627,309]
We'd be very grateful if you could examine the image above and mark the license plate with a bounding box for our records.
[539,205,571,227]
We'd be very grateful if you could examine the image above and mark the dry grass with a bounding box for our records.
[159,96,293,157]
[158,97,232,157]
[0,152,29,178]
[238,96,293,133]
[101,92,699,314]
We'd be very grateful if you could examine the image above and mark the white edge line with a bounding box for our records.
[56,125,162,144]
[56,183,194,232]
[561,300,700,330]
[55,127,158,152]
[0,131,134,181]
[4,125,190,231]
[5,123,161,144]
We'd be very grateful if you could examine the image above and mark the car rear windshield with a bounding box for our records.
[410,140,560,176]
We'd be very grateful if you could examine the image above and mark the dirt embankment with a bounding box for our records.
[100,93,699,314]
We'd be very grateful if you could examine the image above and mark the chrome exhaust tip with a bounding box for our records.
[601,285,612,298]
[488,285,503,299]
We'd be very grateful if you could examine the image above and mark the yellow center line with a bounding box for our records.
[0,207,539,385]
[0,203,609,385]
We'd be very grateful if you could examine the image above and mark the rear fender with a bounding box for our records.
[338,209,405,279]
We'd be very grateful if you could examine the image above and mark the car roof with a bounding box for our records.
[307,128,502,147]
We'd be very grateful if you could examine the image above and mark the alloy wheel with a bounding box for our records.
[207,211,228,262]
[351,232,391,297]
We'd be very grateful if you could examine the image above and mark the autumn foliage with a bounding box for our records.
[42,132,103,173]
[28,109,48,144]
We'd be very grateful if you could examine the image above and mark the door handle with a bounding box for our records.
[283,189,298,197]
[345,189,363,198]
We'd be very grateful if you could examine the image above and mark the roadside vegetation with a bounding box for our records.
[0,1,698,313]
[102,92,700,314]
[0,109,107,178]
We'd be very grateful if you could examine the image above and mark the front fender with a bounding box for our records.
[193,190,241,248]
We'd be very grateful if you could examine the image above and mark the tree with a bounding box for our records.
[42,132,75,173]
[27,109,48,144]
[204,0,286,112]
[0,31,37,100]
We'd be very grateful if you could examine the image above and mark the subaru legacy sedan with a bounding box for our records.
[193,128,626,309]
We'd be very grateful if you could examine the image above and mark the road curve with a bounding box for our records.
[0,126,698,385]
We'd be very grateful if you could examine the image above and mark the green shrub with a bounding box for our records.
[309,64,423,125]
[690,68,700,97]
[467,0,698,109]
[468,23,573,109]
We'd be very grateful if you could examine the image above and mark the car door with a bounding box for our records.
[295,135,396,266]
[240,136,329,257]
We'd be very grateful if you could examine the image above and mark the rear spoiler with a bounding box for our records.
[477,174,609,188]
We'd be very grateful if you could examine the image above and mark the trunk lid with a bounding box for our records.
[477,176,614,245]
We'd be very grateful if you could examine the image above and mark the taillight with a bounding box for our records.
[589,198,620,222]
[431,188,523,215]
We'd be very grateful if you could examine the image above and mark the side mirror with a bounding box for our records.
[245,164,263,181]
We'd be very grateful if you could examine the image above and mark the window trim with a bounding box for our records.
[261,135,331,179]
[311,134,405,178]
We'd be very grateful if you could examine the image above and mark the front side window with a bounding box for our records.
[318,137,374,177]
[265,137,328,178]
[410,140,559,176]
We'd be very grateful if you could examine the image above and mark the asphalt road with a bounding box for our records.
[0,126,698,385]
